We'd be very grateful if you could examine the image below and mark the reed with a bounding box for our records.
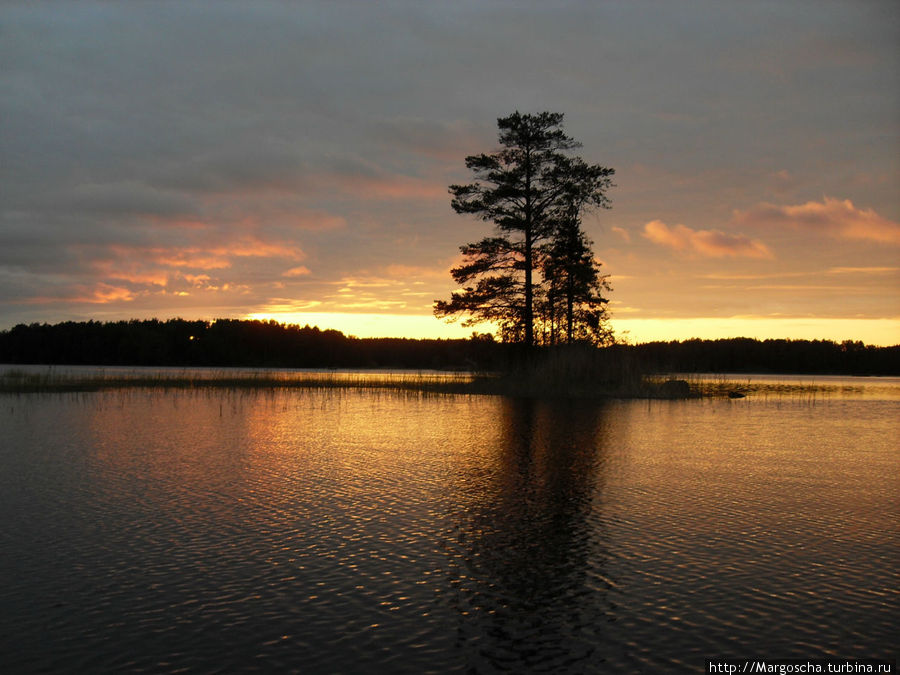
[2,362,846,400]
[0,368,481,395]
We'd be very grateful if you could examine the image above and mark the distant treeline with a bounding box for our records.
[0,319,504,370]
[0,320,897,375]
[630,337,899,376]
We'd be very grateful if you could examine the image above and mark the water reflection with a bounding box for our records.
[444,398,619,672]
[1,387,897,674]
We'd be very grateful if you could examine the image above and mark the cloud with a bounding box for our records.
[306,165,446,202]
[319,274,433,313]
[769,170,800,193]
[643,220,773,258]
[611,226,631,242]
[103,237,305,276]
[698,272,808,280]
[207,237,304,261]
[80,284,136,304]
[827,266,898,275]
[282,266,311,278]
[35,237,312,309]
[151,253,231,271]
[183,274,212,286]
[93,263,170,288]
[369,117,489,161]
[382,264,447,280]
[288,212,347,232]
[23,283,137,306]
[348,175,446,201]
[734,197,900,245]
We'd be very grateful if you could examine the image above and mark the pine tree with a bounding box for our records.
[542,157,614,345]
[435,112,614,347]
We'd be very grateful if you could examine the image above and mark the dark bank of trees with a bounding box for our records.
[630,338,900,376]
[435,111,615,347]
[0,320,897,375]
[0,319,505,370]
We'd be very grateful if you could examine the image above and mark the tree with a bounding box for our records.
[541,157,615,345]
[435,112,614,347]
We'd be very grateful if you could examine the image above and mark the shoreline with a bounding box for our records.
[3,368,891,400]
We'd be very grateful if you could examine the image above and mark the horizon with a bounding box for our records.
[2,314,898,348]
[2,3,898,347]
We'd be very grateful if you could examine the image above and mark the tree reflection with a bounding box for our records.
[443,398,618,672]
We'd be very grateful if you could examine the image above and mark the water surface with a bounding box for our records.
[1,378,897,672]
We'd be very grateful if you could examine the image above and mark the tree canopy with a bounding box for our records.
[435,112,615,347]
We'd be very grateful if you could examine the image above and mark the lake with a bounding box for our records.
[1,372,897,673]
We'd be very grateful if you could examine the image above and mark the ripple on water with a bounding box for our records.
[0,389,897,673]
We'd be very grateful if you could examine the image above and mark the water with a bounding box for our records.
[1,376,897,673]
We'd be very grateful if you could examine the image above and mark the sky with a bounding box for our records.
[2,1,899,345]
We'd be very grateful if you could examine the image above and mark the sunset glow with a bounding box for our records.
[241,312,900,346]
[1,3,897,347]
[245,311,483,340]
[614,317,900,347]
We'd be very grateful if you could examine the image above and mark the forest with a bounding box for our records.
[0,319,897,375]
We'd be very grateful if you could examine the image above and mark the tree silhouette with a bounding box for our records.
[541,157,614,345]
[541,216,612,345]
[435,112,614,347]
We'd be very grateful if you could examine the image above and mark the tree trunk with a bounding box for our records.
[523,148,534,349]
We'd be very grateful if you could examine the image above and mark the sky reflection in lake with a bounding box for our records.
[1,386,897,672]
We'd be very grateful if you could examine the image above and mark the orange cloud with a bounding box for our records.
[334,300,408,310]
[182,273,212,286]
[734,197,900,244]
[111,271,169,286]
[827,266,898,275]
[76,237,307,305]
[252,300,324,314]
[152,253,231,270]
[91,259,170,287]
[318,275,422,313]
[643,220,773,258]
[141,237,304,271]
[208,237,305,260]
[282,266,311,277]
[77,283,136,304]
[382,264,447,279]
[332,276,396,290]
